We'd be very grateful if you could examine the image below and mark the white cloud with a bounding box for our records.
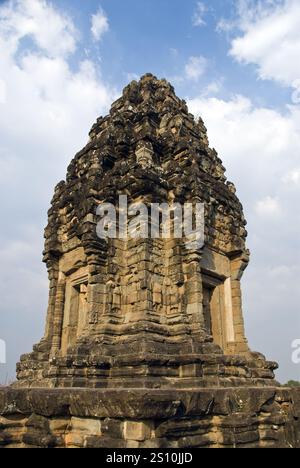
[0,0,77,57]
[192,2,207,27]
[283,168,300,184]
[167,55,208,86]
[255,196,281,217]
[188,94,300,162]
[0,79,6,104]
[291,79,300,104]
[125,72,140,82]
[269,265,292,278]
[170,48,179,57]
[229,0,300,87]
[0,0,115,166]
[200,78,224,97]
[185,56,207,81]
[216,18,235,34]
[91,7,109,42]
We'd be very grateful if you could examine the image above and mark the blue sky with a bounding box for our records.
[59,0,292,108]
[0,0,300,384]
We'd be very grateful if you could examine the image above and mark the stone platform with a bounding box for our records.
[0,387,299,448]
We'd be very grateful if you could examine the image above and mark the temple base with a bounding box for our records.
[15,333,278,389]
[0,387,299,448]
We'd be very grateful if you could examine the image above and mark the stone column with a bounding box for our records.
[50,272,66,357]
[136,238,154,322]
[41,261,59,350]
[163,238,186,331]
[230,252,250,354]
[183,249,205,335]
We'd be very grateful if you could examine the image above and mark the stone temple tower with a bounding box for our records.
[1,75,299,448]
[16,74,275,388]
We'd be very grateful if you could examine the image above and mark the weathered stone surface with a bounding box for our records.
[0,387,299,448]
[14,74,278,390]
[1,74,299,448]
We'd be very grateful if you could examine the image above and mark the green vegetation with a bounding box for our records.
[285,380,300,387]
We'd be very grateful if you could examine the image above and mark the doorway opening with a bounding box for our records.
[202,272,225,350]
[61,277,88,355]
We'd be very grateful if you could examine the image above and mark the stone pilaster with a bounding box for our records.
[183,248,205,336]
[50,273,66,357]
[230,252,250,354]
[43,261,59,345]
